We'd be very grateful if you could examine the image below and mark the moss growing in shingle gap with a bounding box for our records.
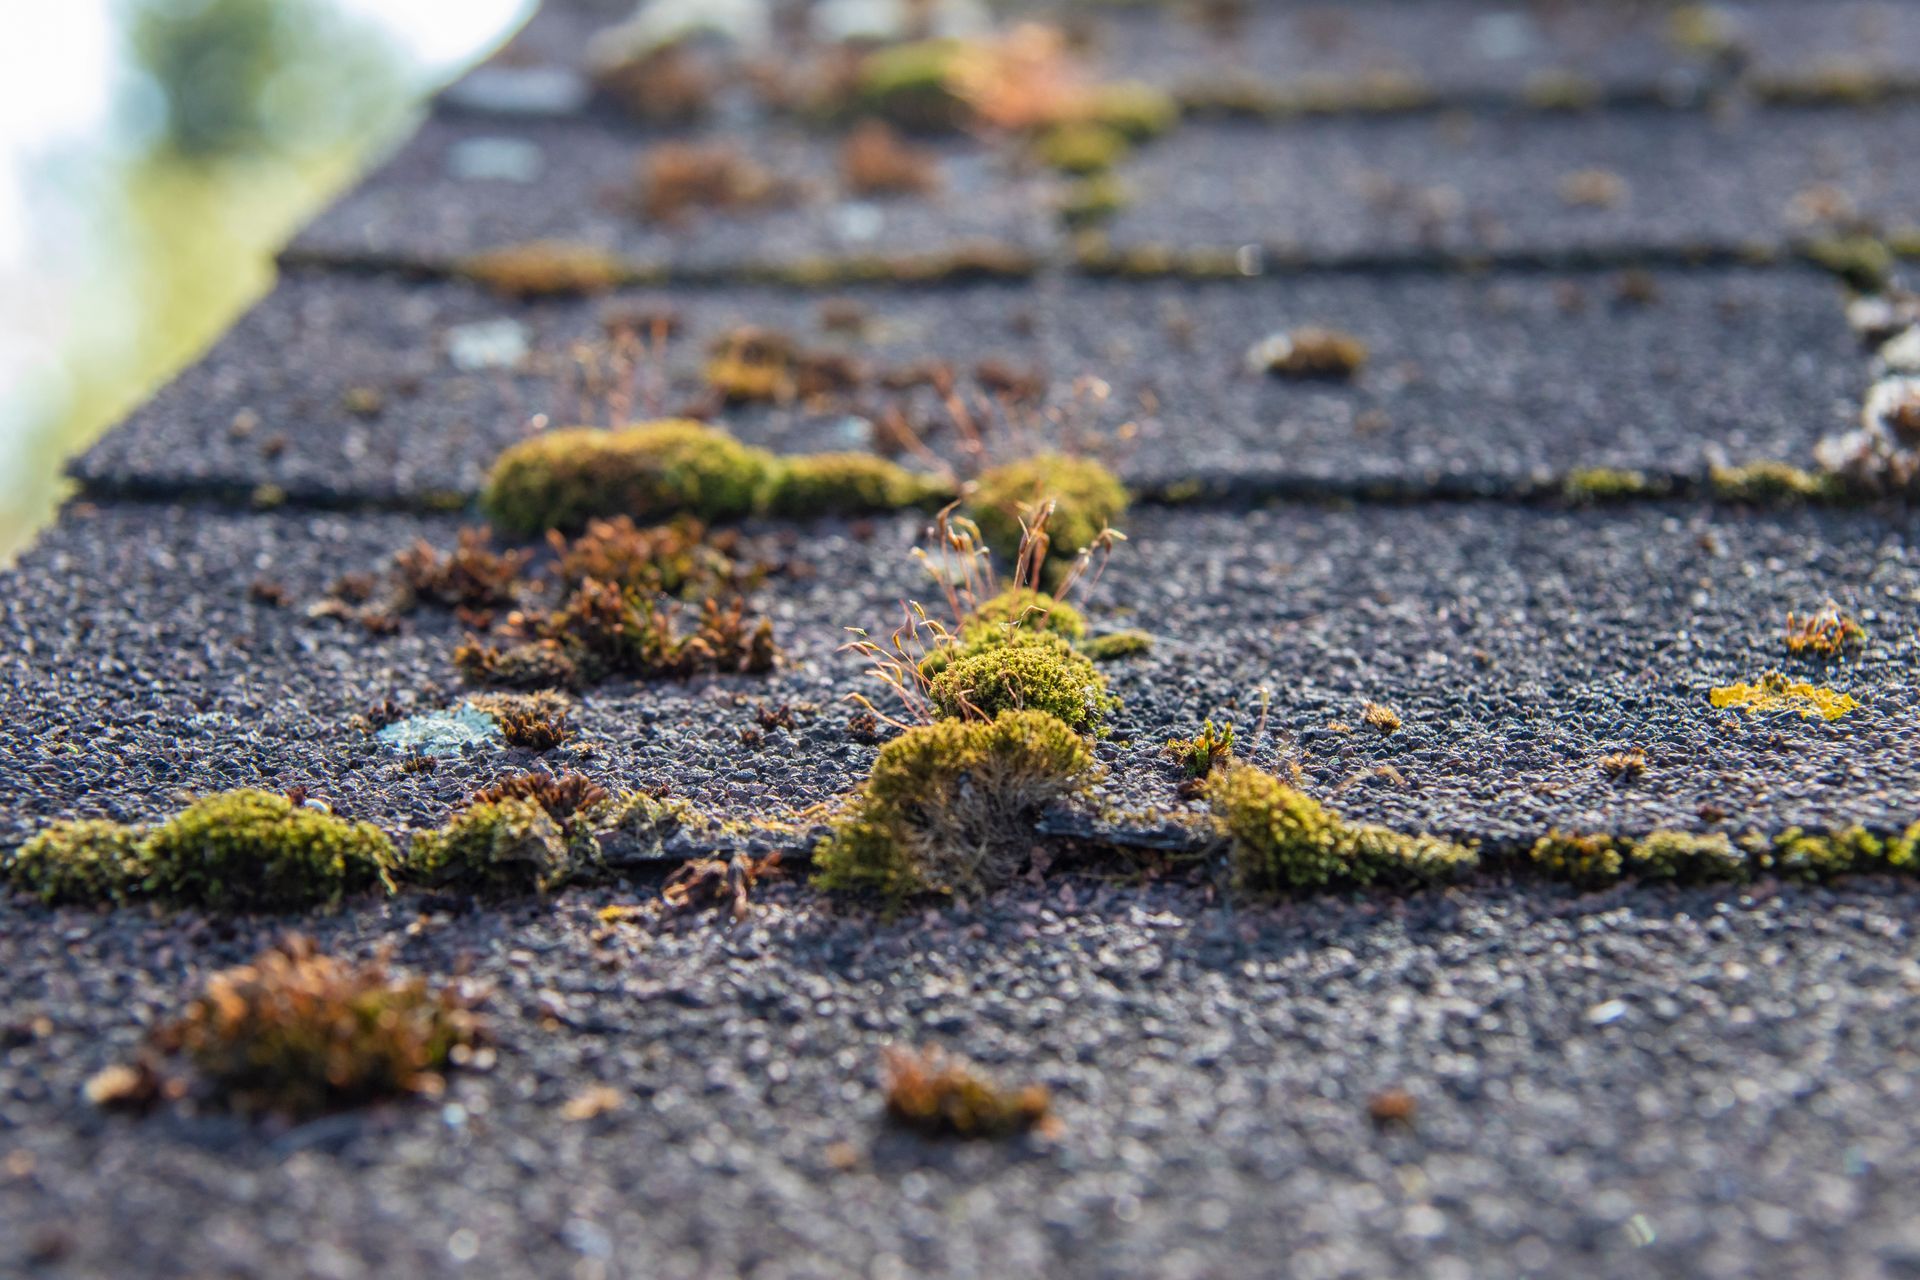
[142,790,397,911]
[1532,824,1920,886]
[155,936,482,1116]
[814,710,1097,900]
[5,819,150,905]
[1806,234,1895,291]
[1209,764,1475,896]
[771,453,954,517]
[1708,460,1843,504]
[484,424,959,535]
[1562,467,1664,503]
[407,797,584,895]
[926,632,1117,733]
[481,421,780,536]
[457,241,632,299]
[969,453,1129,565]
[1527,829,1624,885]
[1760,823,1919,879]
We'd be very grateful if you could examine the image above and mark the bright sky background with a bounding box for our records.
[0,0,529,549]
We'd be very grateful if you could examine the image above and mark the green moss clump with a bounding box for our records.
[143,790,397,911]
[919,590,1096,680]
[1079,82,1178,141]
[1562,467,1663,503]
[1036,121,1129,175]
[1528,830,1625,885]
[5,819,150,905]
[481,421,781,536]
[927,632,1117,733]
[969,453,1129,563]
[966,588,1087,641]
[407,798,584,895]
[814,710,1097,899]
[1806,235,1894,292]
[1058,173,1130,228]
[1166,719,1235,779]
[1080,628,1153,660]
[1210,765,1475,896]
[771,453,953,517]
[1708,460,1843,504]
[855,39,966,130]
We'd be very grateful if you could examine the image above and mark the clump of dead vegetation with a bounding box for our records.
[840,120,941,197]
[144,936,484,1115]
[1784,603,1868,659]
[636,142,795,224]
[881,1045,1055,1139]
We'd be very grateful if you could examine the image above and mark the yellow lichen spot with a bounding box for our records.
[1710,671,1859,721]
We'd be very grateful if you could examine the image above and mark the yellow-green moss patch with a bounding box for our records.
[1710,671,1859,720]
[969,453,1128,563]
[771,453,954,517]
[1210,764,1475,895]
[814,710,1097,900]
[926,631,1117,733]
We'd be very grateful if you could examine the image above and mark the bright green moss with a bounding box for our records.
[814,710,1097,899]
[969,453,1128,562]
[927,631,1117,733]
[481,421,781,536]
[1165,719,1235,779]
[1036,121,1129,175]
[919,591,1089,680]
[5,819,150,905]
[770,453,953,517]
[1079,82,1178,141]
[1080,628,1153,660]
[407,798,583,895]
[1210,764,1475,895]
[1562,467,1662,503]
[143,790,397,911]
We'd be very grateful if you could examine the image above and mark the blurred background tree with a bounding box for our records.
[0,0,523,559]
